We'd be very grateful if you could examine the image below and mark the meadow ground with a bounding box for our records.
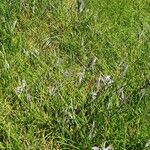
[0,0,150,149]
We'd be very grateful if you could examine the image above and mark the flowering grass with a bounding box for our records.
[0,0,150,149]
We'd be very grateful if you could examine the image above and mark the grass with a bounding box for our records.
[0,0,150,149]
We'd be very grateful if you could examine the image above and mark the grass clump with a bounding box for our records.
[0,0,150,149]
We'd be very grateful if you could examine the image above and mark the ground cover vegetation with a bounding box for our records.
[0,0,150,149]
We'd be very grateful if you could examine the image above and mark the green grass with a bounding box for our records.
[0,0,150,149]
